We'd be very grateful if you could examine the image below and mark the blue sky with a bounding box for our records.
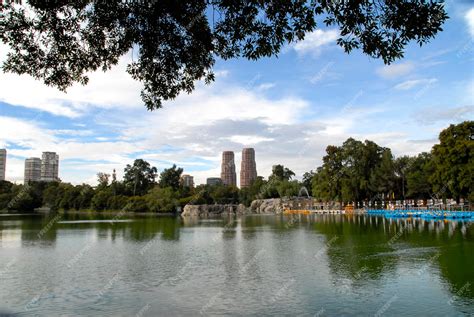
[0,2,473,185]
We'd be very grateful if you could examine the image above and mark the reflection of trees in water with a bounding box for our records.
[312,214,398,294]
[385,218,474,299]
[3,213,473,301]
[121,217,180,241]
[1,214,182,244]
[20,215,58,246]
[312,215,474,300]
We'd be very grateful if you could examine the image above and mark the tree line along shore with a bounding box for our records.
[0,121,472,213]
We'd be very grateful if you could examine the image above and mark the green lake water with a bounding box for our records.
[0,213,473,316]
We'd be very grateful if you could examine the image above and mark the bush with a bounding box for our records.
[145,187,179,213]
[125,196,148,212]
[91,189,114,211]
[107,195,129,210]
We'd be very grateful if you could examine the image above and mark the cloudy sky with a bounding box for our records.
[1,2,473,185]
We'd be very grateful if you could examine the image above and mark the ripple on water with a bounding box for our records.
[58,220,134,224]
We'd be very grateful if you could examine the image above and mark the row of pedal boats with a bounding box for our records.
[367,209,474,220]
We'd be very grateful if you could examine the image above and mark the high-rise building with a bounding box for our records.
[41,152,59,182]
[24,158,42,183]
[240,148,257,188]
[206,177,222,186]
[0,149,6,181]
[221,151,236,186]
[180,174,194,187]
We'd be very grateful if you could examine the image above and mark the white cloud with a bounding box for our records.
[376,62,415,79]
[415,105,474,125]
[52,129,95,137]
[255,83,276,91]
[0,116,55,151]
[214,70,230,78]
[465,8,474,37]
[293,29,339,56]
[394,78,438,90]
[228,135,274,145]
[0,48,143,118]
[0,53,459,186]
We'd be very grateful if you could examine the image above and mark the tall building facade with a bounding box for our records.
[221,151,236,186]
[240,148,257,188]
[0,149,6,181]
[180,174,194,187]
[24,158,42,183]
[206,177,222,186]
[41,152,59,182]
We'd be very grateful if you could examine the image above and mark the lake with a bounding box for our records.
[0,213,473,316]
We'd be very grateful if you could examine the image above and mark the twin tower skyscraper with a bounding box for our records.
[221,148,257,188]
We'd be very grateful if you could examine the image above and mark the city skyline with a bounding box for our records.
[2,147,264,187]
[0,2,473,185]
[1,150,60,184]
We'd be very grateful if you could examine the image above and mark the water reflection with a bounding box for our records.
[0,213,472,315]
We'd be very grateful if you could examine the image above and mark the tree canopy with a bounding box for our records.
[431,121,474,202]
[158,164,183,190]
[0,0,448,110]
[270,164,295,181]
[123,159,158,195]
[312,121,473,207]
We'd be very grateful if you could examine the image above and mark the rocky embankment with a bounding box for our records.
[181,204,248,216]
[182,198,287,216]
[250,198,285,214]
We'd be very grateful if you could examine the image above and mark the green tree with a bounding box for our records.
[270,164,295,182]
[210,184,239,204]
[259,178,280,199]
[394,155,413,200]
[42,181,63,210]
[302,171,315,196]
[8,184,42,211]
[312,167,332,202]
[158,164,183,191]
[312,138,393,206]
[191,185,214,205]
[0,180,14,194]
[123,159,158,195]
[76,184,95,209]
[97,172,110,188]
[276,180,300,198]
[0,1,447,110]
[431,121,473,204]
[239,176,265,206]
[91,188,114,211]
[369,149,396,199]
[340,138,365,204]
[58,183,79,210]
[125,196,148,213]
[107,195,128,210]
[146,187,180,213]
[406,152,433,200]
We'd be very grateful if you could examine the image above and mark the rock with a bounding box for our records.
[182,204,249,216]
[248,198,284,214]
[183,198,344,216]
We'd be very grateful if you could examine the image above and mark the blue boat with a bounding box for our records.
[366,208,474,221]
